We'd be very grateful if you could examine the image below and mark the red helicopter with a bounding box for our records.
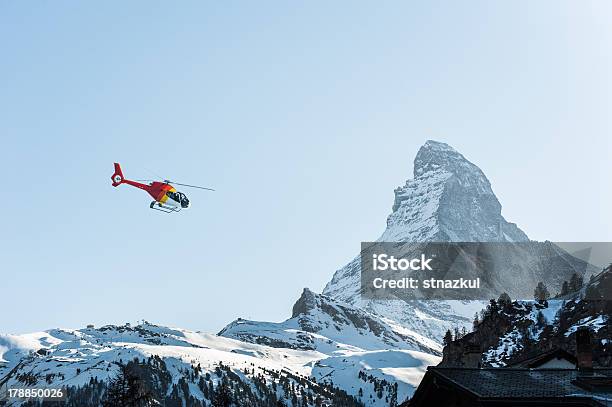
[111,163,214,213]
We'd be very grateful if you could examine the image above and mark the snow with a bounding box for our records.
[1,320,438,406]
[218,289,446,404]
[482,301,565,366]
[220,291,442,356]
[0,331,65,363]
[484,328,524,367]
[565,315,607,337]
[0,323,334,404]
[380,169,451,242]
[311,349,440,404]
[539,300,563,324]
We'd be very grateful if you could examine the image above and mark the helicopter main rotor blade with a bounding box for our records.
[167,181,215,191]
[134,176,215,191]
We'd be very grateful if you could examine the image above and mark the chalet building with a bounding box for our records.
[510,348,577,369]
[405,328,612,406]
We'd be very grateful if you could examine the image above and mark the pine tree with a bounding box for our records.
[498,292,511,307]
[585,284,601,300]
[569,273,584,293]
[488,299,499,313]
[561,281,569,296]
[212,381,232,407]
[536,310,547,327]
[534,282,550,301]
[443,329,453,346]
[102,364,155,407]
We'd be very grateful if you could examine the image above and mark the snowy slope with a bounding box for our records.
[0,323,330,405]
[0,321,439,406]
[0,323,321,386]
[218,289,442,404]
[311,349,440,405]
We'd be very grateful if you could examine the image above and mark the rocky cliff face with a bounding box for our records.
[382,140,528,243]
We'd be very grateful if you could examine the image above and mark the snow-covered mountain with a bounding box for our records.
[218,288,443,403]
[219,288,441,356]
[322,140,593,341]
[0,323,348,406]
[323,140,596,340]
[0,320,438,406]
[321,140,528,340]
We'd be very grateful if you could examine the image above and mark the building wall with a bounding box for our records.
[535,358,576,369]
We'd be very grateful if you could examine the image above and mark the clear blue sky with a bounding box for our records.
[1,1,611,334]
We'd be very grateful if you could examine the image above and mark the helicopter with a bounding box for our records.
[111,163,214,213]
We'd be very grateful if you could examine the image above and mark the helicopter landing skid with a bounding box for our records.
[149,201,181,213]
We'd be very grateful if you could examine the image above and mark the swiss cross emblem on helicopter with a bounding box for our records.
[110,163,215,213]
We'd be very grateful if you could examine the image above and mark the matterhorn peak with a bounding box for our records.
[322,140,530,339]
[413,140,488,186]
[325,140,529,305]
[380,140,527,242]
[413,140,463,175]
[417,139,458,155]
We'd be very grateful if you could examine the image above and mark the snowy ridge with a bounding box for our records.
[0,323,322,388]
[0,322,438,406]
[219,288,441,356]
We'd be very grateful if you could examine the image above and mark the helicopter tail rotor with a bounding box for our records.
[111,163,125,187]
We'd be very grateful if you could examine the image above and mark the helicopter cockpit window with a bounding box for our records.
[167,191,189,207]
[177,192,189,207]
[166,191,180,202]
